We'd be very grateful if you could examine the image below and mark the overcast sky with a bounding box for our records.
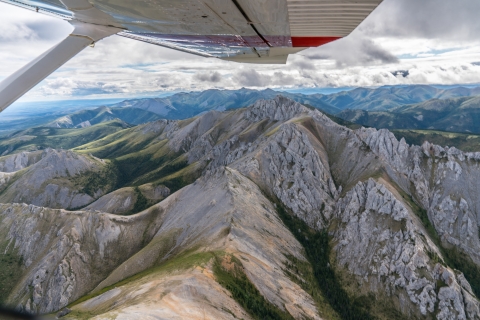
[1,0,480,101]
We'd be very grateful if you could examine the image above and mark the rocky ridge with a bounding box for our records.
[0,148,113,209]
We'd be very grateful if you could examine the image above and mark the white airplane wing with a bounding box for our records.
[0,0,383,111]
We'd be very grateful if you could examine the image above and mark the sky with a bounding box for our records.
[1,0,480,101]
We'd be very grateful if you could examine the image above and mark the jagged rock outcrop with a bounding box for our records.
[85,184,170,215]
[231,122,338,229]
[0,203,164,313]
[245,96,310,122]
[0,149,112,209]
[333,178,480,319]
[351,128,480,266]
[84,187,137,214]
[0,150,44,172]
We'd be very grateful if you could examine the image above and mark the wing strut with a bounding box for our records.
[0,22,120,113]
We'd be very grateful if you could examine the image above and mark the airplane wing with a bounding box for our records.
[0,0,383,111]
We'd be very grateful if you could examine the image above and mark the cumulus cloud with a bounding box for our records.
[40,78,129,96]
[194,71,222,83]
[233,69,271,87]
[0,7,70,42]
[305,35,398,68]
[361,0,480,41]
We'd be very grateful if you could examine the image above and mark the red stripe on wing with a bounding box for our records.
[291,37,341,47]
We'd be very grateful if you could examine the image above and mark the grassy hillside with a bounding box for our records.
[0,120,130,156]
[46,106,162,128]
[74,121,203,193]
[338,95,480,135]
[393,129,480,152]
[320,85,480,111]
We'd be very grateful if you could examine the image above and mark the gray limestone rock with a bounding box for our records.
[0,149,111,209]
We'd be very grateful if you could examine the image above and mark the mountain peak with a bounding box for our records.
[245,96,311,122]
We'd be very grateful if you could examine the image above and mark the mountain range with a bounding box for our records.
[108,88,340,118]
[4,84,480,136]
[104,85,480,119]
[320,85,480,111]
[1,97,480,319]
[339,95,480,133]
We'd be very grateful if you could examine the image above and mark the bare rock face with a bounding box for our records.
[85,184,170,215]
[0,149,111,209]
[84,187,136,214]
[0,203,165,314]
[333,178,479,318]
[244,96,310,122]
[245,122,337,229]
[0,150,44,172]
[138,183,170,200]
[351,128,480,266]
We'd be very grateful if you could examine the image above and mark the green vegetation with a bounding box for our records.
[0,120,127,156]
[338,95,480,135]
[75,125,201,193]
[270,197,375,320]
[441,248,480,297]
[393,129,480,152]
[283,254,340,319]
[326,113,365,130]
[213,254,294,320]
[0,239,24,305]
[112,150,199,192]
[71,161,119,199]
[124,187,150,215]
[132,187,149,213]
[73,125,160,159]
[155,163,200,193]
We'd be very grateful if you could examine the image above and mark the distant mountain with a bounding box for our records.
[338,95,480,133]
[0,99,125,135]
[108,85,480,121]
[110,88,340,118]
[46,106,162,128]
[318,85,480,111]
[4,85,480,135]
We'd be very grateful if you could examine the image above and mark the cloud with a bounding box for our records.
[360,0,480,42]
[40,78,129,96]
[194,71,222,83]
[288,57,316,71]
[233,69,271,87]
[305,35,398,68]
[0,7,70,43]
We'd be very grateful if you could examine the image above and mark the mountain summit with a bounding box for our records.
[1,96,480,319]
